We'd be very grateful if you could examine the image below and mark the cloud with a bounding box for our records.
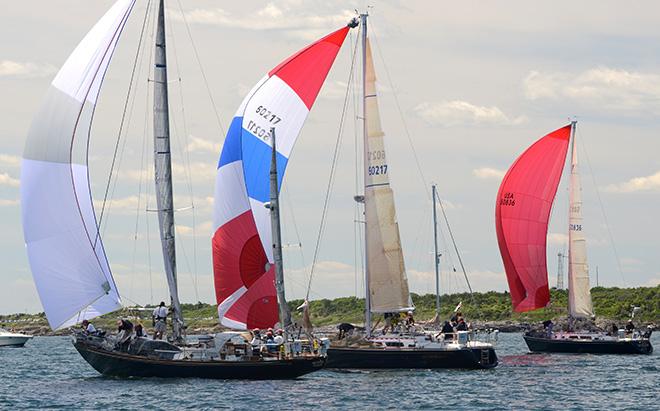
[523,67,660,113]
[414,100,526,127]
[603,170,660,193]
[0,172,19,187]
[472,167,505,180]
[0,199,19,207]
[547,232,568,246]
[185,136,221,154]
[0,60,56,78]
[0,154,21,168]
[176,220,213,237]
[121,162,215,183]
[173,3,355,40]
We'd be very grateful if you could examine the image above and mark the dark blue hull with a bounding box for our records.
[523,334,653,355]
[326,346,498,369]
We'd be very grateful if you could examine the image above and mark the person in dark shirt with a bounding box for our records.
[456,318,468,331]
[441,321,454,341]
[625,320,635,334]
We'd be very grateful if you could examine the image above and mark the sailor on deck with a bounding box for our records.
[152,301,168,340]
[81,319,96,335]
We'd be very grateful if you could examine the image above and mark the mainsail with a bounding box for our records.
[213,27,351,329]
[363,38,413,313]
[567,126,594,318]
[20,0,135,329]
[495,125,571,312]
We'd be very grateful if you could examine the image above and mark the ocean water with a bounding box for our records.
[0,333,658,410]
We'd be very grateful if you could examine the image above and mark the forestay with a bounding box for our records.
[495,125,571,312]
[363,39,413,313]
[213,26,350,329]
[567,128,594,318]
[20,0,135,329]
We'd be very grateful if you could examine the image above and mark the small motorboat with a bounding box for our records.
[0,328,33,347]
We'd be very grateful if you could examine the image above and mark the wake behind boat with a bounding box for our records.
[21,0,354,379]
[495,123,653,355]
[0,328,33,348]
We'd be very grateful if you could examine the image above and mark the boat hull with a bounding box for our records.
[74,341,326,379]
[523,334,653,355]
[326,346,497,369]
[0,335,32,347]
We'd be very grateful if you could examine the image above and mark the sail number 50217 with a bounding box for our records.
[256,105,281,125]
[368,165,388,176]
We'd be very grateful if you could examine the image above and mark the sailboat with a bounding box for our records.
[496,122,653,355]
[0,328,33,348]
[323,13,498,369]
[20,0,341,379]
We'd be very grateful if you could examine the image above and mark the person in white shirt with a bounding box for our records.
[273,329,285,345]
[81,319,96,335]
[152,301,168,340]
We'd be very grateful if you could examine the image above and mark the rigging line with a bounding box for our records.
[369,21,430,199]
[169,14,199,294]
[96,0,153,242]
[576,126,626,286]
[305,28,361,300]
[435,189,476,305]
[175,0,226,136]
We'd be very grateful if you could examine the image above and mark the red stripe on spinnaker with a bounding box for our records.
[268,26,349,110]
[495,125,571,312]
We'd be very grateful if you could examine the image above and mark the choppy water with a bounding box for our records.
[0,333,658,410]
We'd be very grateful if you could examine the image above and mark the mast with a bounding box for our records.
[567,121,594,318]
[153,0,184,342]
[269,128,292,330]
[360,12,371,338]
[432,185,440,317]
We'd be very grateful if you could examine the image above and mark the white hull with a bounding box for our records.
[0,333,33,347]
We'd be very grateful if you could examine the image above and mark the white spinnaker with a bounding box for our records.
[364,39,413,313]
[21,0,135,329]
[567,129,594,318]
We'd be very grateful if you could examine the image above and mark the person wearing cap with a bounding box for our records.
[404,310,415,328]
[273,329,285,345]
[152,301,168,340]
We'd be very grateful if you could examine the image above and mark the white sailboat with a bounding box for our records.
[325,13,498,369]
[0,328,33,348]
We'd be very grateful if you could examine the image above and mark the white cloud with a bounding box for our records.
[0,199,19,207]
[176,220,213,237]
[121,162,215,183]
[0,60,56,78]
[173,3,355,40]
[414,100,526,127]
[472,167,505,180]
[604,170,660,193]
[0,172,19,187]
[547,232,568,246]
[0,154,21,168]
[185,136,221,154]
[524,67,660,113]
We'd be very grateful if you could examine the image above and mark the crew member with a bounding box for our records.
[152,301,168,340]
[81,319,96,335]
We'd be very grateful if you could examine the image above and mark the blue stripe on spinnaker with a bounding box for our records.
[241,131,287,204]
[218,116,244,168]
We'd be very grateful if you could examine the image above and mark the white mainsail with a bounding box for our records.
[20,0,135,329]
[364,38,413,313]
[567,124,594,318]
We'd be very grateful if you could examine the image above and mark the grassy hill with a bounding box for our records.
[2,286,658,335]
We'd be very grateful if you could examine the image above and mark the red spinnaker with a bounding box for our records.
[495,125,571,312]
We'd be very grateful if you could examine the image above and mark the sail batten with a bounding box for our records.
[21,0,136,329]
[363,38,413,313]
[213,27,350,329]
[495,125,571,312]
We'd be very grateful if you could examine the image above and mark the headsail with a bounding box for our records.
[495,125,571,312]
[567,125,594,318]
[20,0,136,329]
[363,38,413,313]
[213,26,351,329]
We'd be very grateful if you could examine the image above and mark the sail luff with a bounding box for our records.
[153,0,184,340]
[363,34,413,315]
[567,122,594,318]
[360,13,372,336]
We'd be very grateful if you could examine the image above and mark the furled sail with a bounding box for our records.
[20,0,135,329]
[495,125,571,312]
[213,26,351,329]
[567,128,594,318]
[363,38,413,313]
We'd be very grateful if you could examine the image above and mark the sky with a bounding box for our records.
[1,0,660,314]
